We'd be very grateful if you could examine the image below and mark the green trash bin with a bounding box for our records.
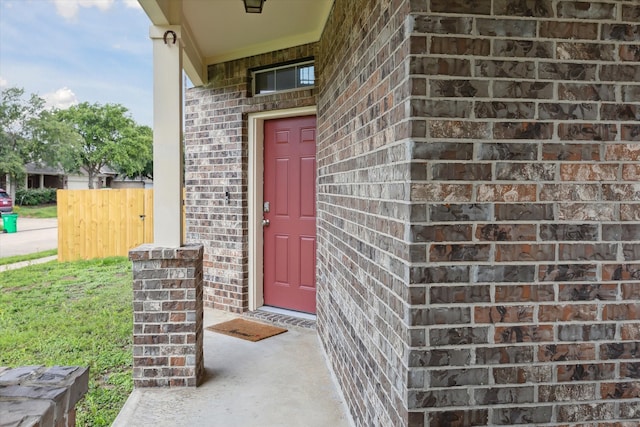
[2,213,18,233]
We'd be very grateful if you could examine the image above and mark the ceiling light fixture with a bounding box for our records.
[243,0,266,13]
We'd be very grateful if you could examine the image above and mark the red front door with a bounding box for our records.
[263,116,317,314]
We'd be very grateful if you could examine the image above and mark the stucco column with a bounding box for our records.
[150,25,183,247]
[8,174,16,201]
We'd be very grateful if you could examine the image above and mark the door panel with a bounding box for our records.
[263,116,317,314]
[275,158,290,216]
[299,236,316,288]
[300,157,315,217]
[274,235,289,283]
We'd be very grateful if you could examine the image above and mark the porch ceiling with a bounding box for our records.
[138,0,333,86]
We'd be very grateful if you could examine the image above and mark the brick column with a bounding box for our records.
[129,244,204,387]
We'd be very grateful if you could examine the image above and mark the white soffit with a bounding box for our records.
[140,0,333,84]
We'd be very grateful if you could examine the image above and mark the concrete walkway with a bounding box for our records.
[0,255,58,273]
[113,309,352,427]
[0,217,57,258]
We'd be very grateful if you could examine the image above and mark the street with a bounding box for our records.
[0,217,58,258]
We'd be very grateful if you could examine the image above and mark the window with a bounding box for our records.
[252,61,314,95]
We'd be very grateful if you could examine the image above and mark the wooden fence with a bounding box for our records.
[57,189,154,262]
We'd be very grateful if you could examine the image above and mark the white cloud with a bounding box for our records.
[0,76,7,88]
[122,0,141,9]
[2,1,153,125]
[44,87,79,110]
[52,0,115,20]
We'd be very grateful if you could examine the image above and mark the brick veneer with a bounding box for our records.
[184,0,640,424]
[129,244,204,387]
[317,0,640,426]
[316,0,413,425]
[405,0,640,425]
[184,44,317,313]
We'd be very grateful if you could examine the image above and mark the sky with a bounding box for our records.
[0,0,154,126]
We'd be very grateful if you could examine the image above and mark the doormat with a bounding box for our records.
[206,318,287,342]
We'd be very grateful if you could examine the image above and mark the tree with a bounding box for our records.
[0,87,79,192]
[28,109,83,173]
[0,88,41,185]
[1,89,152,191]
[112,124,153,180]
[55,102,153,188]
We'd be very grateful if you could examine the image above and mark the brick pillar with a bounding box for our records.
[129,244,204,387]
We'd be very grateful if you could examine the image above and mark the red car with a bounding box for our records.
[0,188,13,213]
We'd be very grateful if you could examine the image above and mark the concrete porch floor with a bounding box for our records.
[112,308,353,427]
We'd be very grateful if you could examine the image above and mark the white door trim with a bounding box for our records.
[248,106,317,312]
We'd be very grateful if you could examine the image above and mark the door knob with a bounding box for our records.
[262,219,270,227]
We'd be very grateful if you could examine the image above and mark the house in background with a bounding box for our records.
[2,165,110,199]
[24,163,151,191]
[25,164,65,189]
[132,1,640,425]
[0,176,9,192]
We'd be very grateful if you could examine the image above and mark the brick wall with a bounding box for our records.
[407,0,640,425]
[317,0,640,425]
[184,44,316,312]
[316,0,413,425]
[184,0,640,424]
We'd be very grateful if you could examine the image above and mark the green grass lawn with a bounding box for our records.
[15,204,58,218]
[0,257,133,426]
